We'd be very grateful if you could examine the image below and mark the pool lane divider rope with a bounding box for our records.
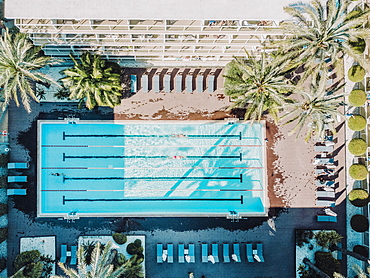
[63,132,243,140]
[62,153,243,161]
[62,195,244,204]
[63,174,243,183]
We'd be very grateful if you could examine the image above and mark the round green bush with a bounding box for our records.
[348,89,366,107]
[126,243,138,255]
[348,65,365,82]
[348,115,366,131]
[348,138,367,156]
[349,38,366,54]
[349,188,369,207]
[349,164,368,180]
[134,239,142,247]
[112,233,127,245]
[351,214,369,232]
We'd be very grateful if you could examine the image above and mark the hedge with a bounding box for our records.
[349,164,368,180]
[348,115,366,131]
[348,65,365,82]
[348,89,366,107]
[349,188,369,207]
[14,250,41,272]
[350,214,369,232]
[348,138,367,156]
[112,233,127,245]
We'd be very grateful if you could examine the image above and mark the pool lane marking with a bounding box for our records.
[62,132,243,140]
[62,195,244,204]
[62,153,243,161]
[63,174,243,183]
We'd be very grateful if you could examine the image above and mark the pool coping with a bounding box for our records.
[37,119,268,218]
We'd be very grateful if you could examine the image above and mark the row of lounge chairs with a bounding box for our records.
[131,73,215,93]
[157,243,264,264]
[7,162,29,196]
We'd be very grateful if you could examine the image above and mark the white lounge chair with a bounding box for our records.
[315,168,334,176]
[208,75,215,93]
[315,180,335,187]
[314,145,334,152]
[175,75,182,93]
[141,75,148,93]
[316,200,335,207]
[7,162,29,169]
[196,75,204,93]
[316,191,335,198]
[164,74,171,93]
[313,158,334,165]
[153,74,160,93]
[186,75,193,93]
[8,176,27,182]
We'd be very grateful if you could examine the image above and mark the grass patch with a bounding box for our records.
[348,115,366,131]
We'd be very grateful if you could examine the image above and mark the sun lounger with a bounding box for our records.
[316,191,335,198]
[197,75,204,93]
[317,215,337,222]
[316,200,335,207]
[336,243,342,260]
[256,243,265,262]
[7,162,29,169]
[313,158,335,165]
[314,145,334,152]
[157,243,163,263]
[175,75,182,93]
[189,243,195,263]
[178,243,185,263]
[167,244,173,263]
[153,74,160,93]
[8,176,27,182]
[315,180,335,187]
[7,189,27,195]
[246,243,254,262]
[186,75,193,93]
[202,243,208,263]
[212,244,219,263]
[60,244,67,263]
[223,243,230,263]
[315,168,334,176]
[164,74,171,93]
[208,74,215,93]
[70,245,77,265]
[130,75,137,93]
[232,243,241,262]
[141,75,148,93]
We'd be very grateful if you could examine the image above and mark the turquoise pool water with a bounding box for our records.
[38,120,267,217]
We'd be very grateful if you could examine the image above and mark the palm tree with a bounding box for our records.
[60,52,123,110]
[0,30,59,112]
[279,0,370,80]
[280,71,344,141]
[223,51,296,123]
[334,265,370,278]
[330,245,370,265]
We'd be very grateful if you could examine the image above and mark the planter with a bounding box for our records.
[350,214,369,232]
[348,138,367,156]
[348,89,366,107]
[348,115,366,131]
[348,65,365,82]
[349,164,368,180]
[348,188,369,207]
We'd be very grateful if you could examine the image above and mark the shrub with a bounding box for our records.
[314,230,342,248]
[353,245,369,258]
[348,89,366,107]
[349,188,369,207]
[126,243,138,255]
[0,203,7,216]
[351,214,369,232]
[348,138,367,156]
[349,164,368,180]
[296,230,314,247]
[14,250,41,272]
[112,233,127,245]
[348,65,365,82]
[349,38,366,54]
[314,252,340,277]
[348,115,366,131]
[134,239,142,247]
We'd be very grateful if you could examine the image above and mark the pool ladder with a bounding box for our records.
[227,211,241,222]
[65,211,80,222]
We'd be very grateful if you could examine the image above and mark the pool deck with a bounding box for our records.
[6,81,347,277]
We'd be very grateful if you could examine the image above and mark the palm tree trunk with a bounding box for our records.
[330,245,370,264]
[303,258,331,278]
[105,249,118,266]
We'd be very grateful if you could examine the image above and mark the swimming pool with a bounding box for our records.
[38,120,267,218]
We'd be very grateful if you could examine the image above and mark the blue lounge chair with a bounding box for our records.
[202,243,208,263]
[60,244,67,263]
[70,245,77,265]
[208,75,215,93]
[212,244,219,263]
[164,74,171,93]
[7,189,27,195]
[178,243,185,263]
[315,180,335,187]
[317,215,337,222]
[167,244,173,263]
[233,243,241,262]
[196,75,203,93]
[186,75,192,93]
[175,75,182,92]
[223,243,230,263]
[246,243,254,262]
[336,243,342,260]
[157,243,163,263]
[7,162,29,169]
[130,75,137,93]
[8,176,27,182]
[189,243,195,263]
[256,243,265,262]
[141,75,148,93]
[153,74,160,93]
